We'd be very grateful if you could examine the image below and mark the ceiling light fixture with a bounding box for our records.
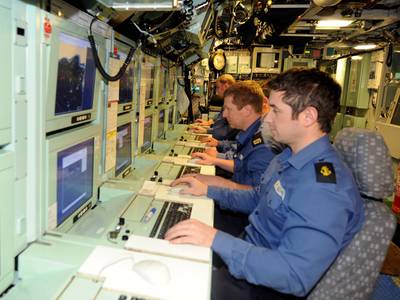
[353,44,377,50]
[351,55,363,60]
[316,20,353,30]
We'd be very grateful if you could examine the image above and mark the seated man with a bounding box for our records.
[190,74,239,141]
[189,81,276,190]
[165,68,365,299]
[202,80,284,159]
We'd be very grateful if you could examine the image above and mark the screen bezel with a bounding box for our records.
[115,112,134,178]
[158,109,166,138]
[140,109,154,153]
[46,124,101,233]
[44,14,105,133]
[116,40,137,114]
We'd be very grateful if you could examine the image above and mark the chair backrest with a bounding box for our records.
[308,128,397,300]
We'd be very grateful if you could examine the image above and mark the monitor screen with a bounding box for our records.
[168,106,174,129]
[141,115,153,152]
[144,58,155,101]
[158,110,165,138]
[56,138,94,225]
[55,33,96,115]
[119,54,134,104]
[135,115,139,155]
[159,66,167,100]
[169,68,176,97]
[115,122,132,176]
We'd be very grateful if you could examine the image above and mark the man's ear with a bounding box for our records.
[242,104,254,115]
[301,106,318,127]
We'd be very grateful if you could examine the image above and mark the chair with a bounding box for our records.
[308,128,397,300]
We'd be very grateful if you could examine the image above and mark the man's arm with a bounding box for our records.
[192,152,234,172]
[193,174,252,190]
[171,177,259,214]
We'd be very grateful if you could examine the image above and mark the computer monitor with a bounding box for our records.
[115,113,133,178]
[141,114,153,153]
[175,107,181,124]
[168,106,174,129]
[169,66,176,100]
[118,50,135,113]
[134,114,139,155]
[142,55,156,107]
[252,47,282,74]
[44,15,105,132]
[158,109,165,138]
[159,63,168,103]
[46,124,101,232]
[168,67,176,100]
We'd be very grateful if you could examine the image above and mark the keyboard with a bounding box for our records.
[191,147,204,153]
[176,165,201,178]
[150,202,193,239]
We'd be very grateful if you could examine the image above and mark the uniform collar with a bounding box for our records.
[280,135,332,170]
[236,118,261,146]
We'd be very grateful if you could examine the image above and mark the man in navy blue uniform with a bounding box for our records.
[165,68,365,299]
[190,81,276,190]
[191,74,239,141]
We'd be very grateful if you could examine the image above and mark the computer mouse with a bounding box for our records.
[188,157,202,164]
[133,259,171,286]
[169,186,183,195]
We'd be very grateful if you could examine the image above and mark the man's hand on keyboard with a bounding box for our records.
[194,119,213,126]
[189,125,208,134]
[191,152,215,165]
[199,136,219,147]
[164,219,217,247]
[204,147,218,157]
[171,177,207,196]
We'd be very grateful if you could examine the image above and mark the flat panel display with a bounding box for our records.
[159,64,168,101]
[168,106,174,129]
[143,56,155,103]
[115,122,132,176]
[119,52,134,105]
[169,67,176,98]
[158,110,165,138]
[56,138,94,225]
[55,33,96,116]
[141,115,153,153]
[135,115,139,155]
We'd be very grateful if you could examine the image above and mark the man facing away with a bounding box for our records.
[165,68,365,299]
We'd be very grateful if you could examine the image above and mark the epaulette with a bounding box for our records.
[252,132,264,147]
[314,162,336,184]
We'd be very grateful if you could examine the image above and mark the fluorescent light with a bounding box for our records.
[351,55,363,60]
[316,20,353,29]
[353,44,377,50]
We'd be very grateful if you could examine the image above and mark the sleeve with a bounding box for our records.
[212,184,358,297]
[207,186,259,214]
[238,146,275,187]
[217,140,235,153]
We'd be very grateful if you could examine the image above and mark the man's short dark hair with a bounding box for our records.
[224,81,264,114]
[268,68,341,133]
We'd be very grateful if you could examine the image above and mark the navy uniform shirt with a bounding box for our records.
[208,135,364,296]
[231,118,275,187]
[207,112,240,141]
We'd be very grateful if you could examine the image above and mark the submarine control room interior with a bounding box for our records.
[0,0,400,299]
